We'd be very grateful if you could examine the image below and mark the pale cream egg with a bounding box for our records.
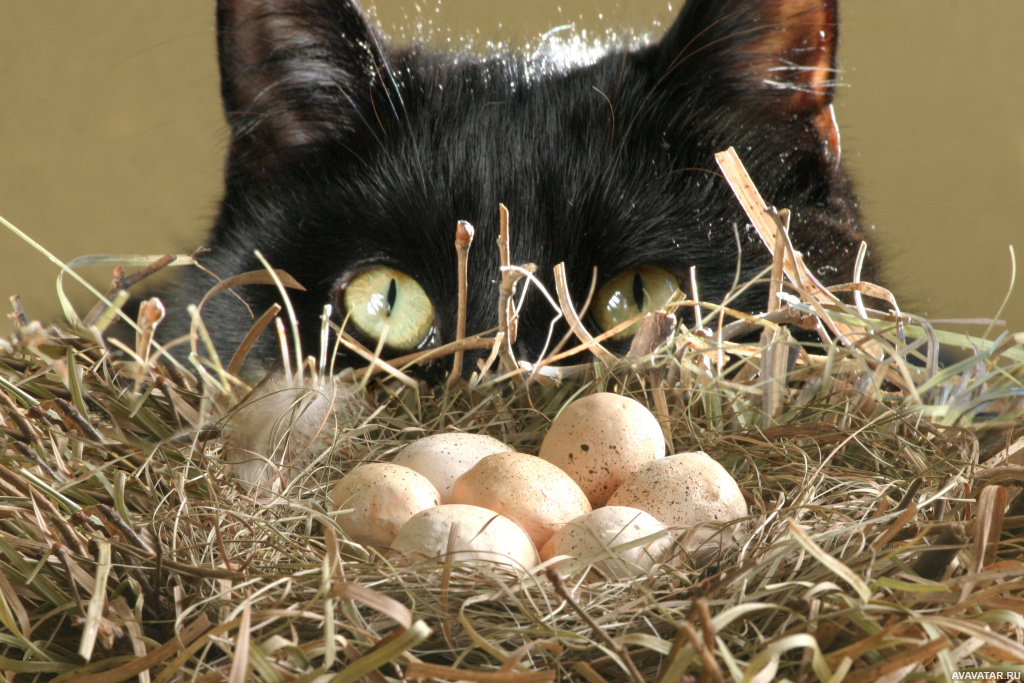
[390,504,539,569]
[392,433,511,503]
[450,451,592,548]
[540,506,672,579]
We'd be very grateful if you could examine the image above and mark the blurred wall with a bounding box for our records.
[1,0,1022,339]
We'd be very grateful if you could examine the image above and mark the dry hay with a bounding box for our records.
[1,150,1023,682]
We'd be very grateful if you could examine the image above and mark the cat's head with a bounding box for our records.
[159,0,873,376]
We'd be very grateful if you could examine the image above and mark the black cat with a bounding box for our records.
[152,0,876,376]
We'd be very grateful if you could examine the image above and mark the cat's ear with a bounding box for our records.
[217,0,384,168]
[657,0,842,162]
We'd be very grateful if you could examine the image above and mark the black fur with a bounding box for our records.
[154,0,876,375]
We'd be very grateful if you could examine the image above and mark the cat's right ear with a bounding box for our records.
[217,0,385,170]
[655,0,843,165]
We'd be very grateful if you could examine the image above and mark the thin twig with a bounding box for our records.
[9,295,29,327]
[112,254,178,294]
[552,262,617,366]
[714,146,884,359]
[546,266,599,361]
[351,333,495,383]
[135,298,166,373]
[447,221,475,388]
[496,204,527,386]
[335,331,418,391]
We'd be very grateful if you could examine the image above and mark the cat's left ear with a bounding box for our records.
[658,0,842,164]
[217,0,386,169]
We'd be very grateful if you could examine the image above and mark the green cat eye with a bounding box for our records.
[592,266,682,340]
[342,267,435,351]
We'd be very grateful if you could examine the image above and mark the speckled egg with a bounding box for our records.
[329,463,440,547]
[539,392,666,507]
[607,452,746,529]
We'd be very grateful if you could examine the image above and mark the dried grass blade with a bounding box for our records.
[745,634,832,683]
[841,636,950,683]
[656,622,699,683]
[0,656,72,676]
[714,147,884,359]
[869,503,919,553]
[405,662,555,682]
[0,566,39,659]
[64,253,193,271]
[987,435,1024,467]
[0,214,104,326]
[0,388,42,447]
[760,326,791,426]
[335,332,417,390]
[571,661,612,683]
[190,264,305,371]
[109,598,149,683]
[228,303,283,377]
[923,615,1024,662]
[79,540,112,662]
[552,263,617,366]
[333,582,413,630]
[961,485,1008,604]
[459,591,516,661]
[498,640,564,673]
[823,623,899,668]
[787,520,871,603]
[65,344,89,416]
[545,568,644,682]
[767,211,790,314]
[156,616,261,683]
[59,613,211,683]
[227,599,252,683]
[329,620,431,683]
[247,642,286,683]
[194,269,304,311]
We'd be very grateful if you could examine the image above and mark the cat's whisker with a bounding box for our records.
[365,25,413,135]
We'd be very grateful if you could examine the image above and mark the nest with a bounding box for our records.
[1,150,1023,682]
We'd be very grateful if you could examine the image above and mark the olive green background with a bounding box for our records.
[2,1,1023,337]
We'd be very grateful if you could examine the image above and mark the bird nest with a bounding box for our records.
[1,150,1022,682]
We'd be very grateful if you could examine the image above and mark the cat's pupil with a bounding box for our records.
[387,278,398,315]
[632,273,645,310]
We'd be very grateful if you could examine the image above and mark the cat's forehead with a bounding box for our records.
[373,55,680,184]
